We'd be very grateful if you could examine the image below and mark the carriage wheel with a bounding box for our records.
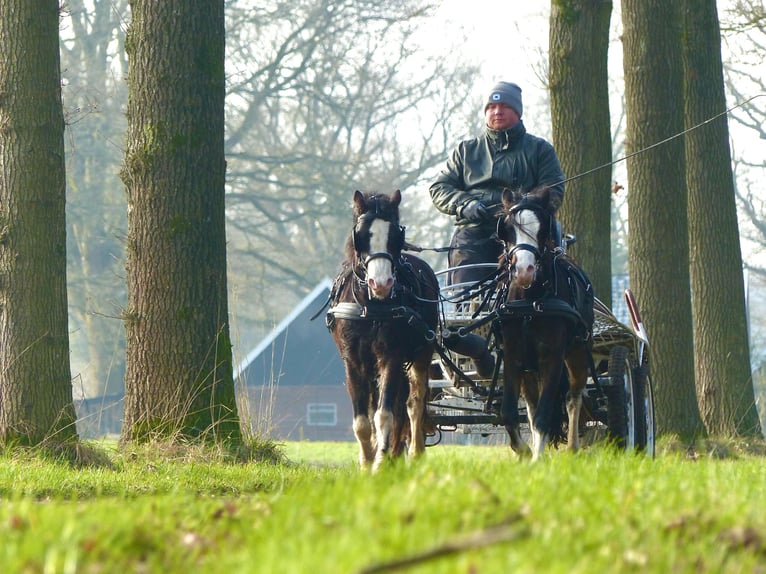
[605,345,643,451]
[633,359,656,458]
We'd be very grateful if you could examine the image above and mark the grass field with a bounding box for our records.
[1,438,765,573]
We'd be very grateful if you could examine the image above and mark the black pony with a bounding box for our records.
[327,190,439,471]
[495,186,594,460]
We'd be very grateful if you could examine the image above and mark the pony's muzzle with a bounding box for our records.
[365,255,395,299]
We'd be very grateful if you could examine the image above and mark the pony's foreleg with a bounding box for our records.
[565,366,587,452]
[372,407,393,472]
[525,397,546,462]
[345,368,375,469]
[352,414,375,469]
[564,350,590,453]
[406,363,428,459]
[521,374,549,462]
[370,360,396,472]
[529,427,547,462]
[502,365,531,458]
[565,390,582,452]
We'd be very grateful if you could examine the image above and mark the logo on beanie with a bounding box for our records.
[491,93,501,101]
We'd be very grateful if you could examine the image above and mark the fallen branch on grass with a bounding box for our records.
[358,513,529,574]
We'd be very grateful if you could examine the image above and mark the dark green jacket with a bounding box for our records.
[429,121,565,229]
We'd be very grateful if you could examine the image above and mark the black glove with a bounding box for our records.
[459,199,489,221]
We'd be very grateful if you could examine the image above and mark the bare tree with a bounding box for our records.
[223,0,479,347]
[0,0,79,446]
[720,1,766,279]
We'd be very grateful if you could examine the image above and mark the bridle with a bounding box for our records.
[499,200,552,284]
[351,195,405,282]
[351,195,406,273]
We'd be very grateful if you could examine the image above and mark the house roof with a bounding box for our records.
[235,278,346,387]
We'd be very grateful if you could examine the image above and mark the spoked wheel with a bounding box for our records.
[605,345,651,454]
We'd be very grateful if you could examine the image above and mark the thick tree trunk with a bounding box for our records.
[621,0,704,437]
[549,0,614,307]
[681,0,761,437]
[0,0,79,445]
[121,0,241,443]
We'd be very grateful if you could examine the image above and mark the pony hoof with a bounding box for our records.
[511,445,532,459]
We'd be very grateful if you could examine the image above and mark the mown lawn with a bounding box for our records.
[1,439,765,573]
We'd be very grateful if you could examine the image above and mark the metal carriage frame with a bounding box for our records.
[426,263,656,456]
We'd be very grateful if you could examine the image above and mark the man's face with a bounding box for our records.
[485,103,519,131]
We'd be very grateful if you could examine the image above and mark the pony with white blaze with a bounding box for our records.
[495,186,595,461]
[327,190,439,471]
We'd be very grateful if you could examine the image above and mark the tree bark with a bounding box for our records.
[681,0,761,436]
[0,0,79,445]
[121,0,241,443]
[621,0,704,437]
[549,0,614,307]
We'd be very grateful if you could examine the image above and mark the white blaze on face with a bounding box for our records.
[514,209,540,287]
[366,219,395,299]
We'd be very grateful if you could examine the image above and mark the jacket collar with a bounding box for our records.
[486,120,526,151]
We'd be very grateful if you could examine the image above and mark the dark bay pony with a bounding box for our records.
[327,190,439,471]
[495,186,594,461]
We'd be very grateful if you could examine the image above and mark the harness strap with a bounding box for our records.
[497,298,587,333]
[326,302,436,343]
[326,302,366,321]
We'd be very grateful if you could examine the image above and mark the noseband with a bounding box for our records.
[506,242,542,261]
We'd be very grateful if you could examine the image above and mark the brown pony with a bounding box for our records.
[327,190,439,471]
[495,186,594,460]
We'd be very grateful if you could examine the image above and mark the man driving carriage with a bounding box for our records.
[427,81,566,376]
[429,81,566,285]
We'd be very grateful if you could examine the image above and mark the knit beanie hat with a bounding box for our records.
[485,81,523,117]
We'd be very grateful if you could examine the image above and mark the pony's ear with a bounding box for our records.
[538,185,563,215]
[530,185,560,215]
[502,187,522,209]
[391,189,402,207]
[353,190,367,215]
[549,190,562,214]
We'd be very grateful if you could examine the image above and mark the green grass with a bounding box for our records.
[1,440,765,573]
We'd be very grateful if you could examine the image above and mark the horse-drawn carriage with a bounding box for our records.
[327,189,655,470]
[427,263,655,456]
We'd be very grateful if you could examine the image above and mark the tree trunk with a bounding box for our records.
[0,0,79,445]
[549,0,614,307]
[681,0,761,437]
[120,0,241,443]
[621,0,704,437]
